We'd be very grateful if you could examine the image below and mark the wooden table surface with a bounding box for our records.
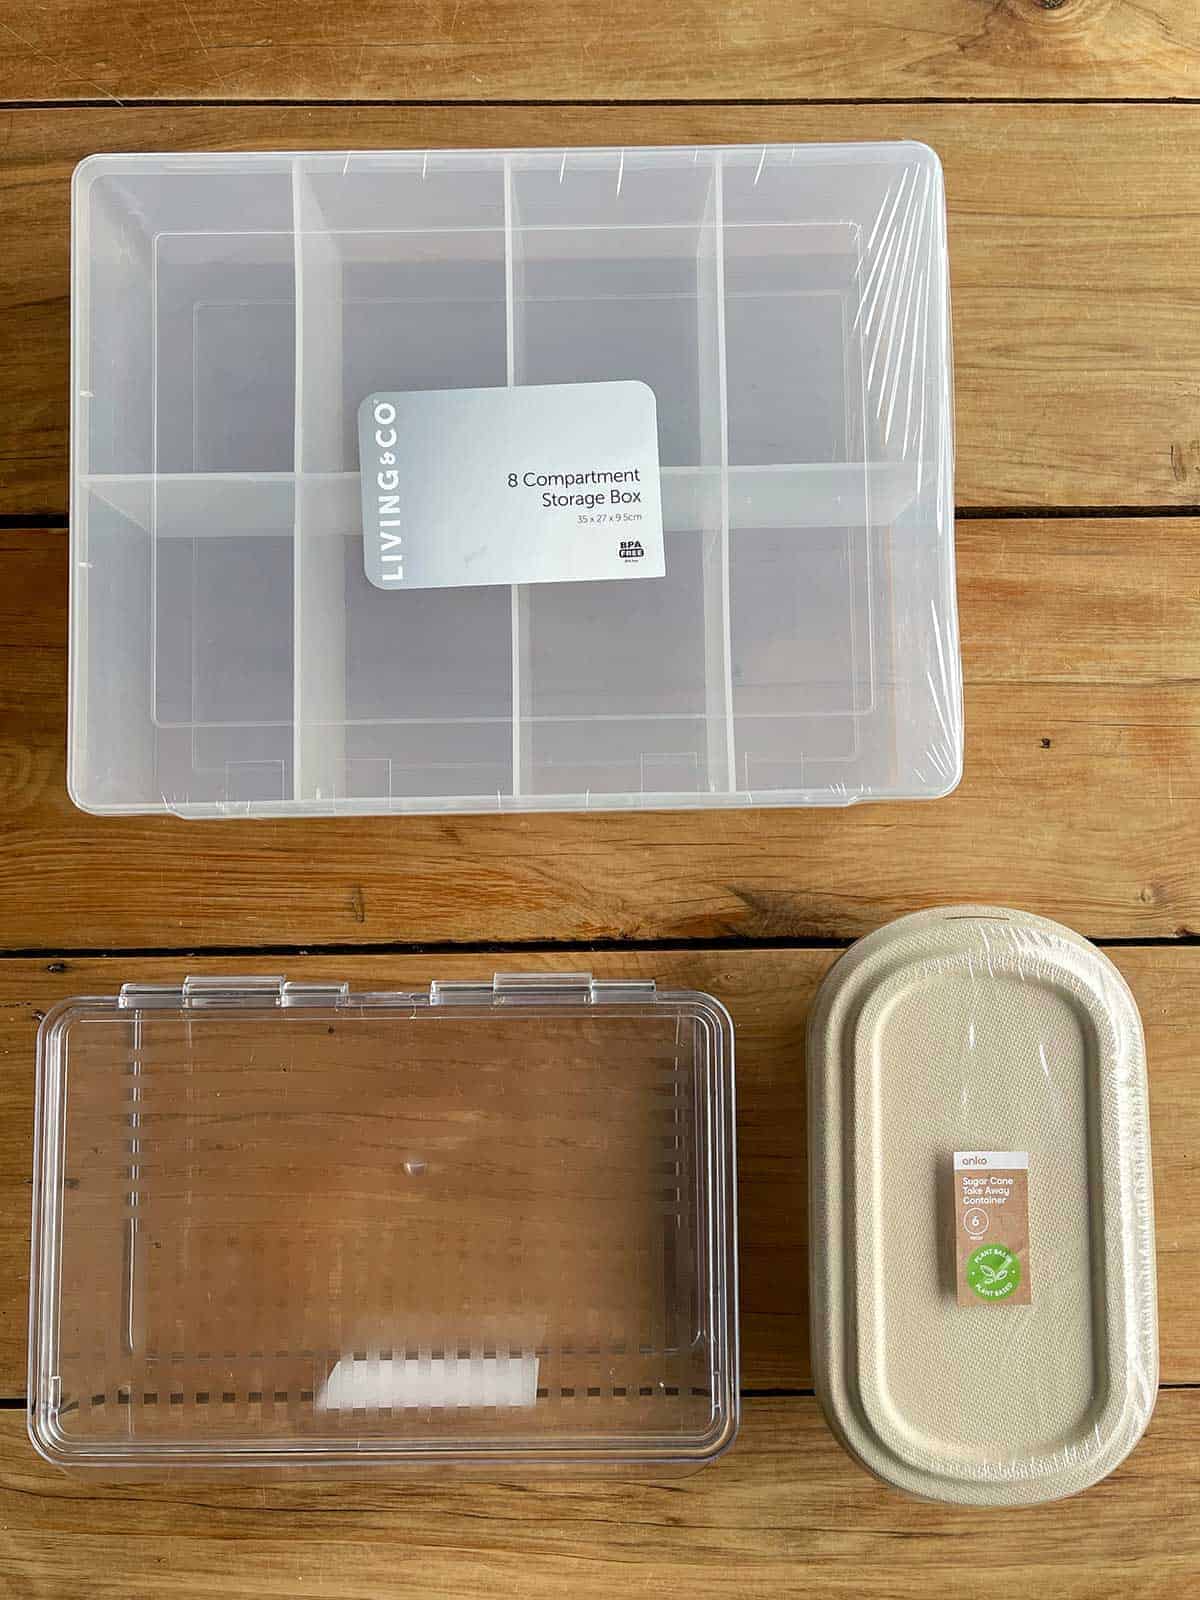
[2,3,1199,1594]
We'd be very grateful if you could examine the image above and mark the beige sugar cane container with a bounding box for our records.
[807,907,1158,1505]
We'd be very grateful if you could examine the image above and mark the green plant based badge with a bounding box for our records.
[966,1243,1021,1302]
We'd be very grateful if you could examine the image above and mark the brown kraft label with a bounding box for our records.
[953,1151,1031,1306]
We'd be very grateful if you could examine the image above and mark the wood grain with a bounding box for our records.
[0,1395,1197,1599]
[3,104,1200,516]
[2,516,1198,951]
[0,4,1195,1591]
[1,1,1198,104]
[1,946,1196,1397]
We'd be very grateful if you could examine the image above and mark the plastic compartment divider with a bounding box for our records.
[292,159,346,805]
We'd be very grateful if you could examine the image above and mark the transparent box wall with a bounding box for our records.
[29,974,738,1471]
[70,143,960,816]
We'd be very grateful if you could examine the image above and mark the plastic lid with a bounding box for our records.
[29,972,738,1470]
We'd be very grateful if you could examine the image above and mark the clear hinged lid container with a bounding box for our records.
[29,972,738,1472]
[70,142,960,817]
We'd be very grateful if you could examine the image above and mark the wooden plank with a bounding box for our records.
[1,2,1199,105]
[0,1395,1196,1599]
[1,516,1198,950]
[2,104,1200,515]
[1,946,1195,1397]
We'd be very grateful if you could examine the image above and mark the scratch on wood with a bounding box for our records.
[180,0,210,56]
[0,18,125,103]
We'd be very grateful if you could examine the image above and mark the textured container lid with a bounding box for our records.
[29,972,738,1471]
[808,907,1158,1505]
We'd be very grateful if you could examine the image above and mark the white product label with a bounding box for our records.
[358,380,665,591]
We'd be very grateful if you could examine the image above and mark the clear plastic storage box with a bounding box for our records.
[70,143,959,817]
[29,972,738,1471]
